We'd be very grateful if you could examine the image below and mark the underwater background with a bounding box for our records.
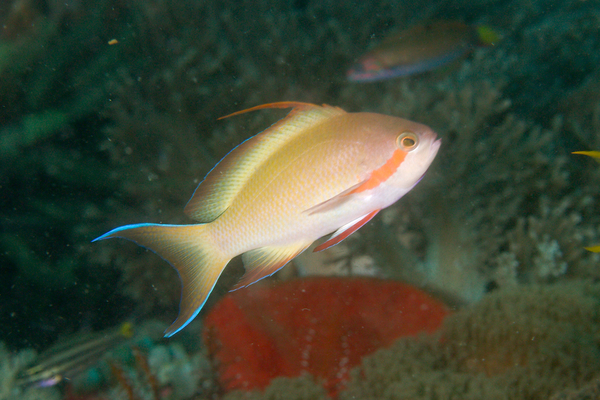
[1,0,600,399]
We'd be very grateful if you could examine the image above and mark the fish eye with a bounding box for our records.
[397,132,418,151]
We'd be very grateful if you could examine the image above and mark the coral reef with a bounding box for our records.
[222,376,329,400]
[63,320,214,400]
[235,280,600,400]
[92,341,212,400]
[1,0,600,398]
[204,277,449,397]
[342,280,600,400]
[0,319,212,400]
[550,378,600,400]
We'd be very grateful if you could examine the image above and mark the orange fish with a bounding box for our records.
[94,102,441,337]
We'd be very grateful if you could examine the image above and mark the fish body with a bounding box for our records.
[94,102,440,337]
[347,21,499,82]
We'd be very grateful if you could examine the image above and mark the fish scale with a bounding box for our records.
[211,118,363,249]
[94,102,440,337]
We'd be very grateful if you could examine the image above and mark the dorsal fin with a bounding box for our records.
[184,102,346,222]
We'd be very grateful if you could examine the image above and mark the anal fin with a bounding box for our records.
[313,209,380,252]
[232,242,312,290]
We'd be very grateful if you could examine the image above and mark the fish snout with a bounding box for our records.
[431,137,442,154]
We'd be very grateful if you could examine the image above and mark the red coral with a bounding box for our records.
[203,277,449,397]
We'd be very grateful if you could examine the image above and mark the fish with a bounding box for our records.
[572,150,600,162]
[94,101,441,337]
[573,150,600,252]
[16,322,134,388]
[347,20,500,82]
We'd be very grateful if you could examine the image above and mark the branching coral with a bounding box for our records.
[494,194,599,286]
[0,342,60,400]
[0,0,128,164]
[0,0,146,347]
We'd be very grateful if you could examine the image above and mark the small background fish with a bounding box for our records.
[15,322,134,388]
[347,20,500,82]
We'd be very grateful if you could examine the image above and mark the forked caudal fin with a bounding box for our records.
[93,223,230,337]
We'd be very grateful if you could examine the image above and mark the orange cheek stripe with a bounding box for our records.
[350,149,407,193]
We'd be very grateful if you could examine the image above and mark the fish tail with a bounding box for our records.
[93,223,230,337]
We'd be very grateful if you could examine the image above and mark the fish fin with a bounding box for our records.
[93,224,230,337]
[217,102,343,120]
[303,180,368,215]
[313,210,380,252]
[304,149,407,215]
[585,245,600,253]
[232,241,313,290]
[573,151,600,161]
[184,102,346,222]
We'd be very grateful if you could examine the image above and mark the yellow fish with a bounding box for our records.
[94,102,441,337]
[572,151,600,161]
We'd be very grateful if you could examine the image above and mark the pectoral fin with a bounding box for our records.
[303,154,403,215]
[303,180,368,215]
[313,210,380,252]
[305,148,409,216]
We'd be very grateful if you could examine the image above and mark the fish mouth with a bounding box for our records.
[414,137,442,184]
[431,137,442,156]
[426,137,442,169]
